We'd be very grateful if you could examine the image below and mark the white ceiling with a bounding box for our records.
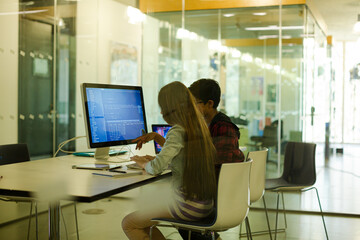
[311,0,360,41]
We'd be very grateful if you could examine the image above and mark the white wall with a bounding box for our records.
[0,0,18,145]
[141,16,160,128]
[75,0,143,151]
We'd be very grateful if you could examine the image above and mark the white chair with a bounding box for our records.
[239,148,272,239]
[149,161,252,240]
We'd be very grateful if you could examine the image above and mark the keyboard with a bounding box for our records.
[73,150,127,157]
[126,163,143,170]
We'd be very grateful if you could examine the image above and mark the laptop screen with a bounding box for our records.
[151,124,171,154]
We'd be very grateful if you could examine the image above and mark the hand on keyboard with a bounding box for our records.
[126,163,143,170]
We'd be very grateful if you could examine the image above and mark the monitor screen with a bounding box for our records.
[81,83,147,151]
[151,124,171,154]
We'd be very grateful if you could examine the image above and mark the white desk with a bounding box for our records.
[0,148,170,240]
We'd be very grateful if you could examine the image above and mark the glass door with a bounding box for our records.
[303,7,330,143]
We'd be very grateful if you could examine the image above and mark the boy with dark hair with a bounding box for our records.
[189,78,245,177]
[178,78,245,240]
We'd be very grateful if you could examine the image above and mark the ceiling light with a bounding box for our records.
[245,26,304,31]
[176,28,190,39]
[258,35,278,39]
[58,18,65,27]
[20,1,34,6]
[354,14,360,33]
[253,12,267,16]
[223,13,235,17]
[0,9,48,16]
[127,6,145,24]
[230,49,241,58]
[258,35,292,40]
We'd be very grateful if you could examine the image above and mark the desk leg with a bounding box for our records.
[48,201,60,240]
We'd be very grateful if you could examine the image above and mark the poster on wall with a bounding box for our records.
[110,42,138,85]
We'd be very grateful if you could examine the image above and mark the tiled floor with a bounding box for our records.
[1,144,360,240]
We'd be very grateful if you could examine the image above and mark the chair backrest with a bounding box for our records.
[247,148,268,203]
[261,126,277,148]
[281,141,316,186]
[213,160,252,230]
[271,120,283,139]
[0,143,30,165]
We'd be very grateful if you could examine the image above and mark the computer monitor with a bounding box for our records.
[151,124,171,154]
[81,83,147,160]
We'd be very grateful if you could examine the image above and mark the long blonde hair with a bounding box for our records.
[158,81,217,200]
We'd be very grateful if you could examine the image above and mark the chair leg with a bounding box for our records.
[274,192,280,240]
[149,224,155,240]
[281,192,287,228]
[34,201,38,240]
[27,201,33,240]
[210,231,215,240]
[245,219,250,240]
[74,202,80,240]
[239,222,242,237]
[188,230,191,240]
[239,220,250,240]
[245,216,253,240]
[262,196,273,240]
[313,187,329,240]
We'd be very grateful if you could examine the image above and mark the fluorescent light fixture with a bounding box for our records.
[282,49,294,53]
[241,53,253,63]
[189,32,199,40]
[253,12,267,16]
[265,63,273,70]
[245,25,304,31]
[354,15,360,33]
[300,34,315,37]
[230,49,241,58]
[208,40,222,51]
[258,35,278,39]
[58,18,65,27]
[0,9,48,16]
[255,58,263,64]
[219,46,229,53]
[223,13,235,17]
[176,28,190,39]
[258,35,292,40]
[354,22,360,32]
[274,65,280,73]
[127,6,145,24]
[20,1,35,6]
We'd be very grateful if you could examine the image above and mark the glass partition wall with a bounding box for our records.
[143,3,327,175]
[0,1,329,169]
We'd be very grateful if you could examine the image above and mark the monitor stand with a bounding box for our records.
[94,147,110,161]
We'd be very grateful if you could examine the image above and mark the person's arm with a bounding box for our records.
[131,155,155,169]
[211,122,243,164]
[132,132,165,150]
[145,126,184,175]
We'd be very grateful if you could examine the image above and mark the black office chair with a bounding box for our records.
[250,120,283,150]
[0,143,38,240]
[265,141,329,240]
[250,125,278,149]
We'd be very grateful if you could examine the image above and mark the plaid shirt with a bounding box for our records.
[209,112,245,176]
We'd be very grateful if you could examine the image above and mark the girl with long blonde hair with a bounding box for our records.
[122,81,217,240]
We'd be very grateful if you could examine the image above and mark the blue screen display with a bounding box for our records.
[152,125,171,154]
[85,87,146,144]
